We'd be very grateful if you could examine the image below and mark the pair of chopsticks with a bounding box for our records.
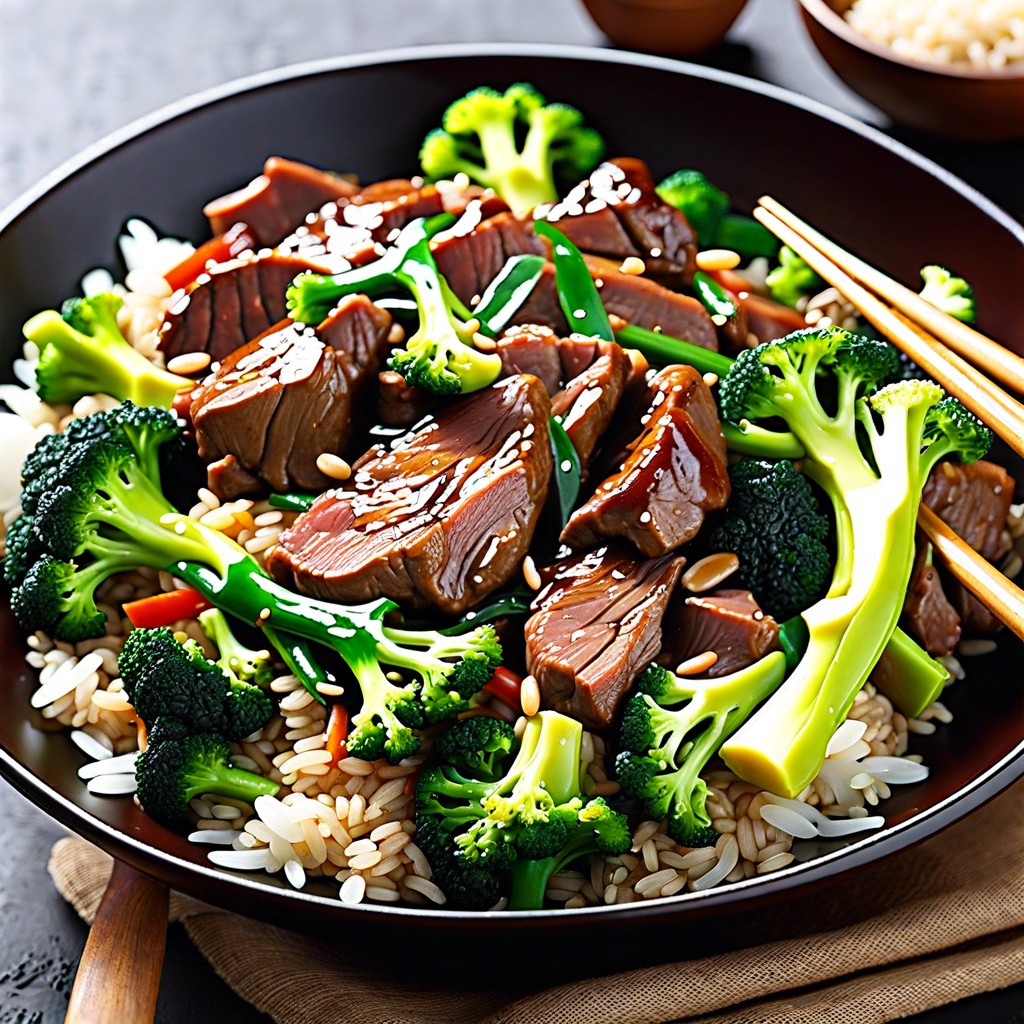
[753,198,1024,645]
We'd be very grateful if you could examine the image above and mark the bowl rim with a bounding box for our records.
[2,41,1024,926]
[797,0,1024,82]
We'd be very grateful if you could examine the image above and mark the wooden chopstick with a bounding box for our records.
[753,203,1024,462]
[757,195,1024,394]
[918,504,1024,644]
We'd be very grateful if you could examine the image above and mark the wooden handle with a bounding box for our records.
[65,859,169,1024]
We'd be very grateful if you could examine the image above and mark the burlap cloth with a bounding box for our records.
[49,782,1024,1024]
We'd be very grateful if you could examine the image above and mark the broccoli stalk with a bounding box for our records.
[287,217,501,396]
[8,405,503,765]
[25,294,191,407]
[919,265,976,324]
[198,607,273,687]
[716,326,991,797]
[615,654,788,846]
[419,84,606,214]
[135,729,280,824]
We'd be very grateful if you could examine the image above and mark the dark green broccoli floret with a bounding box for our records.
[432,716,516,780]
[10,404,504,766]
[616,656,787,846]
[919,265,975,324]
[118,626,273,740]
[716,326,991,797]
[25,293,190,407]
[198,608,273,687]
[2,514,39,585]
[416,710,602,908]
[765,246,825,307]
[419,83,605,214]
[287,217,501,396]
[707,458,832,620]
[135,731,280,824]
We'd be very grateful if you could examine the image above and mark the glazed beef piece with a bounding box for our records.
[524,546,685,728]
[316,294,393,399]
[190,321,354,498]
[375,370,438,428]
[158,252,330,362]
[204,157,360,246]
[902,543,961,657]
[657,590,779,678]
[923,459,1016,633]
[267,375,553,614]
[561,365,730,557]
[550,339,632,469]
[543,158,698,287]
[496,324,562,395]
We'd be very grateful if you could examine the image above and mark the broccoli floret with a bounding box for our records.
[716,326,991,797]
[507,797,630,910]
[616,655,787,846]
[419,83,606,214]
[198,608,273,687]
[287,217,501,396]
[118,626,273,740]
[656,169,729,245]
[415,710,593,907]
[2,514,39,585]
[765,246,825,307]
[432,716,517,780]
[707,458,832,620]
[10,404,504,766]
[24,293,190,407]
[135,730,280,824]
[919,265,975,324]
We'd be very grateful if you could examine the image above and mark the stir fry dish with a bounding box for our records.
[1,82,1016,912]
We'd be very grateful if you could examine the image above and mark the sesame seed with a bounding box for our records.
[523,556,542,591]
[675,650,719,676]
[695,248,741,272]
[316,453,351,481]
[166,351,212,376]
[521,675,541,717]
[619,256,646,275]
[702,372,719,387]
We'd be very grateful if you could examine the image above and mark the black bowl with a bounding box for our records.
[2,44,1023,975]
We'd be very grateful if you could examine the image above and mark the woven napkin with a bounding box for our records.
[50,781,1024,1024]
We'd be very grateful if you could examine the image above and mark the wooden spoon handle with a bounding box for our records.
[65,859,169,1024]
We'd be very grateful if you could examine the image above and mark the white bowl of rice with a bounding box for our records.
[798,0,1024,139]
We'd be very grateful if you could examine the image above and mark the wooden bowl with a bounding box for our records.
[798,0,1024,141]
[580,0,750,57]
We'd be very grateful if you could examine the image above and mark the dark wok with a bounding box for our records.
[1,44,1023,975]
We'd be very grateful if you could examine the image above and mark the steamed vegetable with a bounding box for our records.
[419,83,606,214]
[919,264,976,323]
[765,245,824,308]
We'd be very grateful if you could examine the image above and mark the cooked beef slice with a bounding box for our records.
[204,157,361,246]
[374,370,438,429]
[190,320,353,498]
[543,158,697,287]
[550,339,631,469]
[267,374,553,614]
[923,459,1016,633]
[158,252,329,362]
[657,589,779,677]
[497,324,562,395]
[316,293,392,399]
[561,365,730,557]
[902,543,961,656]
[524,546,685,728]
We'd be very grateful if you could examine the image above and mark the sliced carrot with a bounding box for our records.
[484,666,523,708]
[164,223,257,292]
[325,703,348,767]
[123,588,212,628]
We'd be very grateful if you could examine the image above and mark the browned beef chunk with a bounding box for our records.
[159,253,330,362]
[902,543,961,656]
[190,321,353,499]
[562,365,730,557]
[204,157,360,245]
[267,375,553,614]
[496,324,562,395]
[524,546,685,728]
[316,294,392,398]
[544,158,697,287]
[923,459,1016,633]
[432,211,547,303]
[657,590,779,677]
[375,370,437,428]
[550,340,631,469]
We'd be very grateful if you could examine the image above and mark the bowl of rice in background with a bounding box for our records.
[2,45,1024,975]
[798,0,1024,139]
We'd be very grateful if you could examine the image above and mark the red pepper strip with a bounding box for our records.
[484,666,523,709]
[325,703,348,767]
[164,222,257,292]
[124,588,213,628]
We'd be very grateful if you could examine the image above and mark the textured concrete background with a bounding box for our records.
[0,1,1021,1021]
